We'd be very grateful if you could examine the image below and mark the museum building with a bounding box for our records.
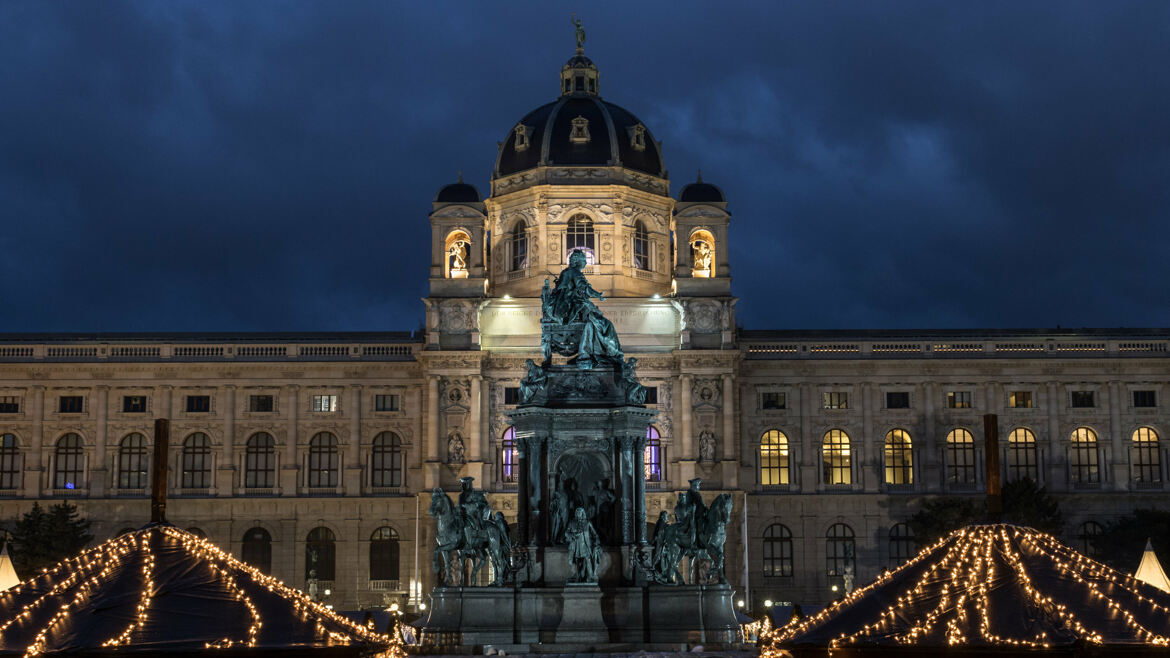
[1,43,1169,611]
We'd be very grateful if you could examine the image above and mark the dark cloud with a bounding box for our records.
[1,1,1167,332]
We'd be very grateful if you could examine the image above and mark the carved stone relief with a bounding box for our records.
[692,378,723,408]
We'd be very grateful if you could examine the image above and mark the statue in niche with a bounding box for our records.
[518,358,547,404]
[565,506,601,583]
[447,432,466,464]
[698,431,717,463]
[691,238,713,274]
[549,478,570,544]
[621,357,647,405]
[448,239,469,274]
[541,249,624,370]
[586,478,615,542]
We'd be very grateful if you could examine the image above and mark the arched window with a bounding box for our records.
[305,526,336,581]
[1132,427,1162,484]
[371,432,404,488]
[633,220,650,271]
[1077,521,1103,558]
[54,433,84,490]
[500,428,518,484]
[369,526,400,582]
[644,426,662,482]
[1007,428,1038,481]
[763,524,793,577]
[1069,427,1100,485]
[242,527,272,574]
[826,523,855,576]
[889,523,915,567]
[822,430,852,485]
[0,434,20,490]
[884,429,914,485]
[565,214,595,264]
[245,433,276,489]
[760,430,789,486]
[118,433,148,489]
[509,221,528,271]
[445,229,471,279]
[181,433,212,489]
[945,429,977,486]
[308,432,339,488]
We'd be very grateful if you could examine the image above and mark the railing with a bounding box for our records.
[174,346,225,357]
[109,346,161,357]
[745,338,1170,359]
[368,580,401,591]
[302,486,342,496]
[47,347,98,358]
[237,346,288,357]
[0,347,34,358]
[0,340,418,363]
[507,269,527,280]
[241,487,277,496]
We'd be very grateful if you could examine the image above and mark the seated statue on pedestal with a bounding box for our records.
[565,506,601,583]
[541,249,624,370]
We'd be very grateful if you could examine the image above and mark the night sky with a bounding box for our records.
[2,2,1168,334]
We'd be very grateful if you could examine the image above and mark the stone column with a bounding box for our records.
[345,384,362,493]
[92,386,108,496]
[282,385,299,496]
[1046,381,1063,489]
[861,383,877,492]
[425,376,440,489]
[679,374,694,483]
[618,436,635,545]
[800,382,816,492]
[1109,381,1127,490]
[28,386,44,496]
[635,433,648,544]
[721,373,738,488]
[517,436,530,544]
[219,385,235,496]
[922,381,938,492]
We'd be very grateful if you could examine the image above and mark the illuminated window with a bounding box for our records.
[53,433,84,490]
[763,524,793,577]
[371,432,403,488]
[181,433,212,489]
[242,527,272,574]
[1009,391,1033,409]
[883,429,913,485]
[311,395,338,413]
[370,526,400,581]
[249,395,273,412]
[826,523,855,576]
[122,395,147,413]
[946,391,972,409]
[1070,391,1095,408]
[500,428,518,484]
[1007,428,1038,481]
[0,434,19,490]
[760,392,785,410]
[633,220,650,271]
[1132,427,1162,484]
[1077,521,1103,558]
[245,433,276,489]
[644,426,663,482]
[510,220,528,271]
[885,392,910,409]
[945,429,977,486]
[760,430,789,486]
[308,432,339,488]
[822,429,852,485]
[1134,390,1157,408]
[566,215,595,264]
[185,395,210,413]
[889,523,915,567]
[118,433,148,489]
[59,396,84,413]
[305,526,336,581]
[823,392,848,410]
[1069,427,1100,485]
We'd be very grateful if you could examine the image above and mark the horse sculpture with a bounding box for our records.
[679,492,733,584]
[429,488,510,586]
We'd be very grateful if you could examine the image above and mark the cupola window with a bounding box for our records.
[569,116,591,144]
[513,124,530,152]
[629,124,646,152]
[509,221,528,272]
[565,214,596,264]
[633,220,650,271]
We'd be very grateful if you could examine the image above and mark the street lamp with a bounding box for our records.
[737,599,745,608]
[764,599,773,608]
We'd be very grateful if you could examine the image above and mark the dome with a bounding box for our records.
[494,96,664,179]
[678,171,725,203]
[434,178,481,203]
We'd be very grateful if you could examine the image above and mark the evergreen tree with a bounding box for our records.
[1001,478,1063,535]
[1089,508,1170,573]
[908,496,982,547]
[907,479,1063,548]
[8,501,93,578]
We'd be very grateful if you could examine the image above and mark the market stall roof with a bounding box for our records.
[0,523,390,655]
[0,546,17,593]
[769,524,1170,652]
[1135,539,1170,594]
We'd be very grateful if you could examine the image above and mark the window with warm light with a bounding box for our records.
[946,391,972,409]
[1007,428,1038,481]
[945,429,977,486]
[883,429,913,485]
[760,430,789,486]
[822,429,852,485]
[1132,427,1161,484]
[566,215,595,264]
[1009,391,1033,409]
[1069,427,1100,485]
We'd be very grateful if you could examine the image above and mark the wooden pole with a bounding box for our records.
[983,413,1001,522]
[151,418,169,523]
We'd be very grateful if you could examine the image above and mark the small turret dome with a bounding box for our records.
[434,174,480,203]
[678,171,725,203]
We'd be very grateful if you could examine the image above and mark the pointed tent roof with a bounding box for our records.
[0,524,390,655]
[768,525,1170,651]
[0,545,18,593]
[1134,538,1170,593]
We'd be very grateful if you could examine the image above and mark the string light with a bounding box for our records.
[761,524,1170,655]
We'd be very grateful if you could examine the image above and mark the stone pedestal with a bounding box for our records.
[555,584,607,644]
[647,583,740,644]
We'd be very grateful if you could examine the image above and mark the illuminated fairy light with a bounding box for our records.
[761,524,1170,655]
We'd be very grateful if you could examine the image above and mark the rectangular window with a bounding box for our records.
[185,395,210,413]
[885,392,910,409]
[1134,390,1157,408]
[375,394,401,412]
[1070,391,1095,408]
[311,395,338,412]
[249,395,274,412]
[761,392,786,410]
[823,392,848,410]
[644,387,658,404]
[946,391,972,409]
[1009,391,1033,409]
[122,396,147,413]
[503,388,520,406]
[59,395,84,413]
[0,396,19,414]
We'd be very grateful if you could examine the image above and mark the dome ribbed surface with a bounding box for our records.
[434,181,480,203]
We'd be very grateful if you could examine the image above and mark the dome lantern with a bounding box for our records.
[561,16,599,96]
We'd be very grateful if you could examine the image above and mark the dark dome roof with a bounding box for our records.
[678,174,725,203]
[434,180,481,203]
[564,53,596,70]
[494,96,664,179]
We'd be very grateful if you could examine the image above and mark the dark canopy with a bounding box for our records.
[770,524,1170,651]
[0,524,389,655]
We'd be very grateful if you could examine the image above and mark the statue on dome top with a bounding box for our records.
[572,14,586,50]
